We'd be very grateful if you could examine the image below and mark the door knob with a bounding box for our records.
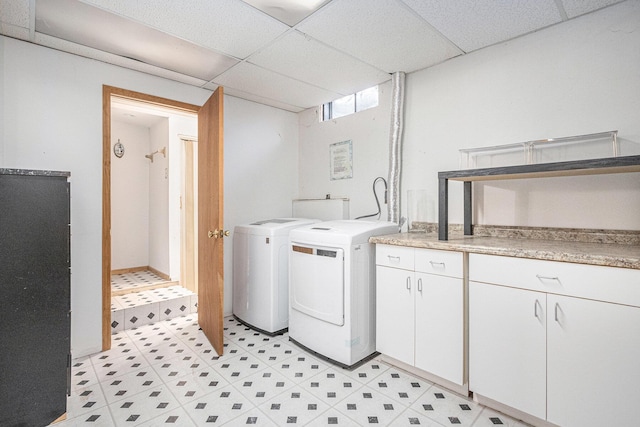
[208,229,230,239]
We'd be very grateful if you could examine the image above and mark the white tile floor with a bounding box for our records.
[111,271,196,333]
[111,271,170,293]
[52,316,531,426]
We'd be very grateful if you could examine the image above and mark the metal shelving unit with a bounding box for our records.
[438,155,640,241]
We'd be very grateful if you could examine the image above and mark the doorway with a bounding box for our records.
[102,86,225,354]
[109,97,197,332]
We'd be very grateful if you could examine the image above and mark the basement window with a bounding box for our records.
[321,86,378,121]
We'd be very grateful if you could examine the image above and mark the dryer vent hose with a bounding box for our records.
[387,71,406,226]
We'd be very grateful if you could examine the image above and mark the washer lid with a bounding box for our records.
[290,220,398,245]
[250,218,296,225]
[235,218,319,236]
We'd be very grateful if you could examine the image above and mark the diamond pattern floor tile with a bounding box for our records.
[51,315,531,427]
[410,384,483,426]
[234,367,297,402]
[185,384,256,425]
[107,386,181,425]
[111,271,194,334]
[212,353,269,382]
[334,385,410,426]
[258,386,332,426]
[275,353,331,383]
[301,368,366,402]
[367,367,432,405]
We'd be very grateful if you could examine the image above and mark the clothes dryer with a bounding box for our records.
[288,220,398,368]
[232,218,318,335]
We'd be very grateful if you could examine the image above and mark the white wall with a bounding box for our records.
[223,96,300,315]
[168,115,198,282]
[402,1,640,230]
[0,36,299,356]
[111,121,150,269]
[298,2,640,231]
[298,81,392,221]
[148,119,170,274]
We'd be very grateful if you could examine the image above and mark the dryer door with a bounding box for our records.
[290,244,344,326]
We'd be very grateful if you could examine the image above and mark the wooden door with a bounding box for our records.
[198,87,225,355]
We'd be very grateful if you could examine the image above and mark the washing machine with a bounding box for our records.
[288,219,398,368]
[233,218,318,335]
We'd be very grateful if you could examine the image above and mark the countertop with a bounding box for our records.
[0,168,70,177]
[370,232,640,270]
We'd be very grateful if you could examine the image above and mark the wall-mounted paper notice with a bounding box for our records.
[330,140,353,180]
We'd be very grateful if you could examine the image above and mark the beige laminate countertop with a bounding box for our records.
[370,233,640,270]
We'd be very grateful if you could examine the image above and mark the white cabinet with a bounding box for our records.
[415,271,464,385]
[469,253,640,426]
[547,294,640,427]
[375,264,414,365]
[376,244,465,386]
[469,281,547,420]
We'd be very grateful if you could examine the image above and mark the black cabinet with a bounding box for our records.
[0,169,71,426]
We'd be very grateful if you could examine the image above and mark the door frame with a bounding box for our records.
[102,85,201,350]
[180,136,198,295]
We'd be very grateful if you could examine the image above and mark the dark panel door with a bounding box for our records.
[0,172,70,426]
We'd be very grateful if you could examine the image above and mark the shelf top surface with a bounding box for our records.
[439,155,640,182]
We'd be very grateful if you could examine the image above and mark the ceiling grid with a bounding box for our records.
[0,0,627,112]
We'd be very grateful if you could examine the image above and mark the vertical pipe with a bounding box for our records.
[387,72,406,225]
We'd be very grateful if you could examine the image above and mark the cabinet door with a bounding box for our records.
[376,266,414,365]
[547,295,640,427]
[415,272,464,385]
[469,281,546,420]
[0,174,70,427]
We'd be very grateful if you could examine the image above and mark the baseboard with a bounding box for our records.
[473,393,558,427]
[111,265,171,281]
[51,413,67,424]
[111,281,179,296]
[375,354,470,397]
[111,265,148,275]
[148,266,170,281]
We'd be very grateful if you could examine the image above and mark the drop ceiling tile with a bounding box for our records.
[248,30,390,95]
[220,86,306,113]
[34,32,209,87]
[402,0,563,53]
[82,0,290,59]
[297,0,462,74]
[240,0,332,26]
[36,0,238,81]
[0,0,30,28]
[560,0,625,18]
[0,21,29,39]
[213,62,341,110]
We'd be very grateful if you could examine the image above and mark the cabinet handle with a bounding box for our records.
[406,277,411,290]
[536,274,560,282]
[534,299,540,318]
[554,302,560,322]
[429,261,445,268]
[388,255,401,262]
[418,278,423,292]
